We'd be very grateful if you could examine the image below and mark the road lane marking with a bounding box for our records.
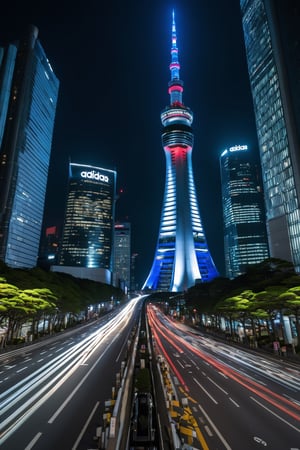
[207,376,228,395]
[204,424,213,436]
[250,396,300,433]
[72,401,99,450]
[229,397,240,407]
[193,378,218,404]
[24,432,42,450]
[253,436,267,446]
[197,402,232,449]
[48,333,119,424]
[219,371,228,378]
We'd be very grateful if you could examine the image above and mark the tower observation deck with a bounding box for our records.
[143,11,218,292]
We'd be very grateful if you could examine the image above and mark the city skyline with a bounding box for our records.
[0,1,259,286]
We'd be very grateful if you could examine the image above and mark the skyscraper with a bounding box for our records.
[113,222,131,291]
[220,144,269,279]
[0,26,59,268]
[58,163,116,277]
[143,12,218,292]
[38,225,60,268]
[240,0,300,270]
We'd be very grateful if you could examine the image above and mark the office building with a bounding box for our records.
[240,0,300,270]
[220,145,269,279]
[143,11,218,292]
[0,26,59,268]
[113,222,131,291]
[55,163,116,284]
[130,253,139,291]
[38,225,60,267]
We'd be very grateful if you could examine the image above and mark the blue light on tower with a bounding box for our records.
[143,11,218,292]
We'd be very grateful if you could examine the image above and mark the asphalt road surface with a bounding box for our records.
[147,303,300,450]
[0,295,144,450]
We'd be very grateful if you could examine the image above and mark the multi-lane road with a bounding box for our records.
[0,296,144,450]
[2,296,300,450]
[147,303,300,450]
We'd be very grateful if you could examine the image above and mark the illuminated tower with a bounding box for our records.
[143,11,218,292]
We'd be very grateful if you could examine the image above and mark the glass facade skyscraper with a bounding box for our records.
[0,26,59,268]
[143,12,218,292]
[220,145,269,279]
[240,0,300,270]
[113,222,131,291]
[59,163,116,271]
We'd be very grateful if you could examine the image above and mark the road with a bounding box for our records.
[0,295,144,450]
[147,303,300,450]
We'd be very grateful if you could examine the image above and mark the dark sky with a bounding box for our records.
[1,0,259,286]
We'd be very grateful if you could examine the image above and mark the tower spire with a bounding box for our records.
[143,10,218,292]
[169,10,184,105]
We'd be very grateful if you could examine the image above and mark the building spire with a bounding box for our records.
[143,9,219,292]
[168,9,184,105]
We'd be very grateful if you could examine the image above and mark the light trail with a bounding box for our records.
[170,318,300,391]
[0,296,143,445]
[147,304,300,424]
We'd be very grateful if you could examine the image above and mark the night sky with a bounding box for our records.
[1,0,259,287]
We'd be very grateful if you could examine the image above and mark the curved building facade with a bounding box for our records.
[143,12,218,292]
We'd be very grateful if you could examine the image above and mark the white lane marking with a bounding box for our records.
[198,402,232,449]
[48,333,119,424]
[253,436,267,446]
[219,371,228,378]
[204,424,213,437]
[229,397,240,407]
[72,401,99,450]
[207,376,228,395]
[16,367,28,373]
[250,396,300,433]
[193,378,218,404]
[24,432,42,450]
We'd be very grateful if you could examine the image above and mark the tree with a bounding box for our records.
[216,291,253,338]
[21,288,57,337]
[252,286,288,341]
[0,279,58,343]
[283,287,300,342]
